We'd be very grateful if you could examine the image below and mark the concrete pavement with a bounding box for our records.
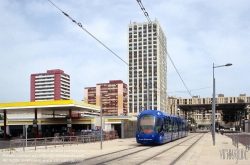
[176,132,250,165]
[0,132,249,165]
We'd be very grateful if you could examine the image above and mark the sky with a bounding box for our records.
[0,0,249,103]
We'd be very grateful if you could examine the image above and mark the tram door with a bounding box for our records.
[178,120,182,138]
[181,121,185,137]
[164,116,172,142]
[172,119,178,140]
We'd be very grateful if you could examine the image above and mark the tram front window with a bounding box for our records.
[139,115,155,134]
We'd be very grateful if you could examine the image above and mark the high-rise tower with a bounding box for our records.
[30,69,70,101]
[128,20,167,116]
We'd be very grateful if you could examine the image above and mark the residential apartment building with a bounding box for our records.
[84,80,128,116]
[30,69,70,101]
[167,94,250,127]
[128,20,167,116]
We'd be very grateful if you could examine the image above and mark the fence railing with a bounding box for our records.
[9,131,118,154]
[232,136,239,148]
[232,136,250,150]
[246,137,250,151]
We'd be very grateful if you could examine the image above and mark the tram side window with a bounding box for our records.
[164,117,170,132]
[179,122,181,131]
[168,120,171,132]
[155,118,163,133]
[174,121,177,133]
[179,122,182,131]
[169,119,173,132]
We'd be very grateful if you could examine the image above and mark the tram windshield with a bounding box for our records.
[139,114,155,134]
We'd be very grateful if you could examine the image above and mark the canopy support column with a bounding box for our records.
[4,110,6,139]
[69,109,72,136]
[34,108,38,138]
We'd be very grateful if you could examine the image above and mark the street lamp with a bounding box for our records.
[147,80,149,110]
[100,93,109,150]
[25,124,28,147]
[212,63,232,146]
[100,94,103,150]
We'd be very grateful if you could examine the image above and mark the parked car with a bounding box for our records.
[0,130,12,139]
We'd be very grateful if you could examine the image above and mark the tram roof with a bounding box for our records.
[0,100,100,117]
[139,110,183,119]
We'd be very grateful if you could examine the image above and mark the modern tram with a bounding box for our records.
[136,110,188,144]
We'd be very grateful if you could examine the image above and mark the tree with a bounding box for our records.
[238,98,245,103]
[222,113,234,124]
[221,108,247,124]
[187,117,197,125]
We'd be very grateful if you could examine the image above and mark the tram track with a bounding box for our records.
[169,133,205,165]
[134,133,205,165]
[77,133,202,165]
[80,145,155,165]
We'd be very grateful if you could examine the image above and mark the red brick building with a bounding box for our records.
[30,69,70,101]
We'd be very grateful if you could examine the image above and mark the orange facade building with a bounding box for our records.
[84,80,128,116]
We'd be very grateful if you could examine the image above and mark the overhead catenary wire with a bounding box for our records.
[136,0,192,97]
[136,0,152,25]
[49,0,202,98]
[167,86,213,94]
[48,0,128,66]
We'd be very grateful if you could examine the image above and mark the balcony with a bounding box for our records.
[61,95,70,99]
[61,75,70,80]
[35,88,54,92]
[35,78,54,82]
[61,85,70,90]
[35,81,54,85]
[35,75,54,78]
[61,91,70,96]
[61,78,70,83]
[35,95,54,99]
[61,81,70,86]
[35,92,54,96]
[35,85,54,89]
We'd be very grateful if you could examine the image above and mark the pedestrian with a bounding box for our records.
[220,128,224,135]
[216,127,219,133]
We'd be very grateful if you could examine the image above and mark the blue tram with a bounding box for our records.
[136,110,188,144]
